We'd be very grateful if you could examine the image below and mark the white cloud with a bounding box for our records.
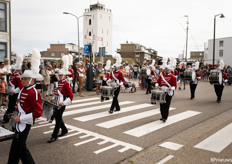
[11,0,232,58]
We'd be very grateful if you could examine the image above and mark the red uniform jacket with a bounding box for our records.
[157,73,177,89]
[15,85,42,120]
[8,73,23,90]
[54,80,73,100]
[171,70,178,76]
[109,70,125,83]
[223,72,229,80]
[68,68,74,79]
[105,72,110,80]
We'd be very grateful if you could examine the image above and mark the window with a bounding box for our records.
[89,32,91,36]
[135,53,140,57]
[89,19,91,25]
[51,53,55,57]
[193,52,197,56]
[61,53,65,57]
[0,2,7,32]
[219,40,224,47]
[219,50,223,57]
[0,42,7,61]
[199,53,203,56]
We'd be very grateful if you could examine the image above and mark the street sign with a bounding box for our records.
[93,35,103,41]
[84,44,90,54]
[84,35,93,40]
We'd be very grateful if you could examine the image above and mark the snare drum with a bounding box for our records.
[151,90,167,104]
[101,86,114,98]
[183,69,196,81]
[0,127,17,142]
[209,69,222,85]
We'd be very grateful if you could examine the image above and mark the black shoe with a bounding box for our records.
[114,109,120,112]
[49,120,53,123]
[178,87,181,90]
[58,131,68,137]
[105,97,110,100]
[109,110,113,114]
[162,119,167,123]
[134,88,136,92]
[0,120,8,124]
[184,87,185,90]
[101,99,104,102]
[217,100,221,103]
[47,137,57,143]
[160,118,163,121]
[190,97,193,100]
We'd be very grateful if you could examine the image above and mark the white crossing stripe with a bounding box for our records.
[94,143,119,154]
[157,155,174,164]
[96,107,175,129]
[159,142,183,151]
[74,137,99,147]
[74,104,154,122]
[59,132,82,139]
[66,100,112,109]
[63,101,133,116]
[72,97,100,104]
[124,110,201,137]
[194,122,232,153]
[31,123,54,129]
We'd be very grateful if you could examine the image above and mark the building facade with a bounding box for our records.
[116,42,160,65]
[190,51,204,61]
[83,2,112,56]
[0,0,10,62]
[41,43,78,61]
[204,37,232,66]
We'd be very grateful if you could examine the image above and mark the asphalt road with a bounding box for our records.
[1,81,232,164]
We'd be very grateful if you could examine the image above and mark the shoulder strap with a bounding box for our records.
[161,74,171,88]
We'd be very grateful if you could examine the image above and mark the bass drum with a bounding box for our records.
[209,69,222,85]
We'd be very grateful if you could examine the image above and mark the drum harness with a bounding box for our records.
[111,71,120,96]
[160,74,174,96]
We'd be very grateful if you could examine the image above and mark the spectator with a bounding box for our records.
[133,64,138,79]
[77,62,85,97]
[21,60,29,73]
[95,62,103,95]
[0,62,9,83]
[0,76,6,105]
[178,65,186,90]
[125,64,130,78]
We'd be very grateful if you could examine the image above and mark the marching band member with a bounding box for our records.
[1,54,24,124]
[107,53,125,114]
[214,60,228,103]
[146,61,155,94]
[8,49,43,164]
[190,62,201,100]
[169,57,178,79]
[48,55,73,143]
[155,62,177,123]
[101,60,111,102]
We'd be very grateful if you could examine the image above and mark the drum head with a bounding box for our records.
[146,69,151,76]
[219,71,222,85]
[192,71,196,81]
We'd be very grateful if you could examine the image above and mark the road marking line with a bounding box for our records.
[96,107,175,129]
[124,111,201,137]
[59,132,82,139]
[39,121,49,125]
[159,142,183,151]
[74,104,154,122]
[97,140,108,145]
[194,122,232,153]
[66,100,112,109]
[118,147,130,153]
[157,155,174,164]
[79,134,91,139]
[63,101,133,116]
[31,123,54,129]
[72,97,100,104]
[74,137,99,146]
[94,143,119,154]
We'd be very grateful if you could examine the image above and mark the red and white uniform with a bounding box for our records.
[222,72,229,86]
[15,85,42,132]
[156,73,177,96]
[191,72,201,84]
[8,73,23,93]
[105,72,110,80]
[68,68,74,79]
[54,80,73,105]
[171,70,178,78]
[109,70,125,84]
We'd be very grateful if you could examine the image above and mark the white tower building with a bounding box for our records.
[83,2,112,58]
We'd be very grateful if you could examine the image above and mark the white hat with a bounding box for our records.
[68,54,73,66]
[58,55,71,75]
[114,53,122,68]
[11,54,24,70]
[160,57,169,69]
[19,48,43,80]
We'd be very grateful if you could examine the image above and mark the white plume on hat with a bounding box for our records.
[11,54,24,70]
[19,48,43,80]
[169,57,176,70]
[219,60,224,70]
[105,60,111,70]
[68,54,73,66]
[160,57,169,69]
[114,53,122,67]
[194,61,200,70]
[149,59,155,68]
[59,55,71,75]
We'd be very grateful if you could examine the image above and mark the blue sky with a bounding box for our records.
[11,0,232,58]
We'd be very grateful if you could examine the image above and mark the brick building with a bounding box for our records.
[116,42,160,65]
[190,51,204,61]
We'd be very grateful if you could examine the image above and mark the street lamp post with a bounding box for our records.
[184,15,189,62]
[213,13,225,69]
[63,12,91,61]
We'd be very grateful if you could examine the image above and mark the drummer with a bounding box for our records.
[213,60,228,103]
[107,54,125,114]
[8,49,43,164]
[155,65,177,122]
[47,55,73,143]
[101,64,111,102]
[190,62,201,100]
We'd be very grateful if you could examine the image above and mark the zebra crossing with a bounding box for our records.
[32,97,232,156]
